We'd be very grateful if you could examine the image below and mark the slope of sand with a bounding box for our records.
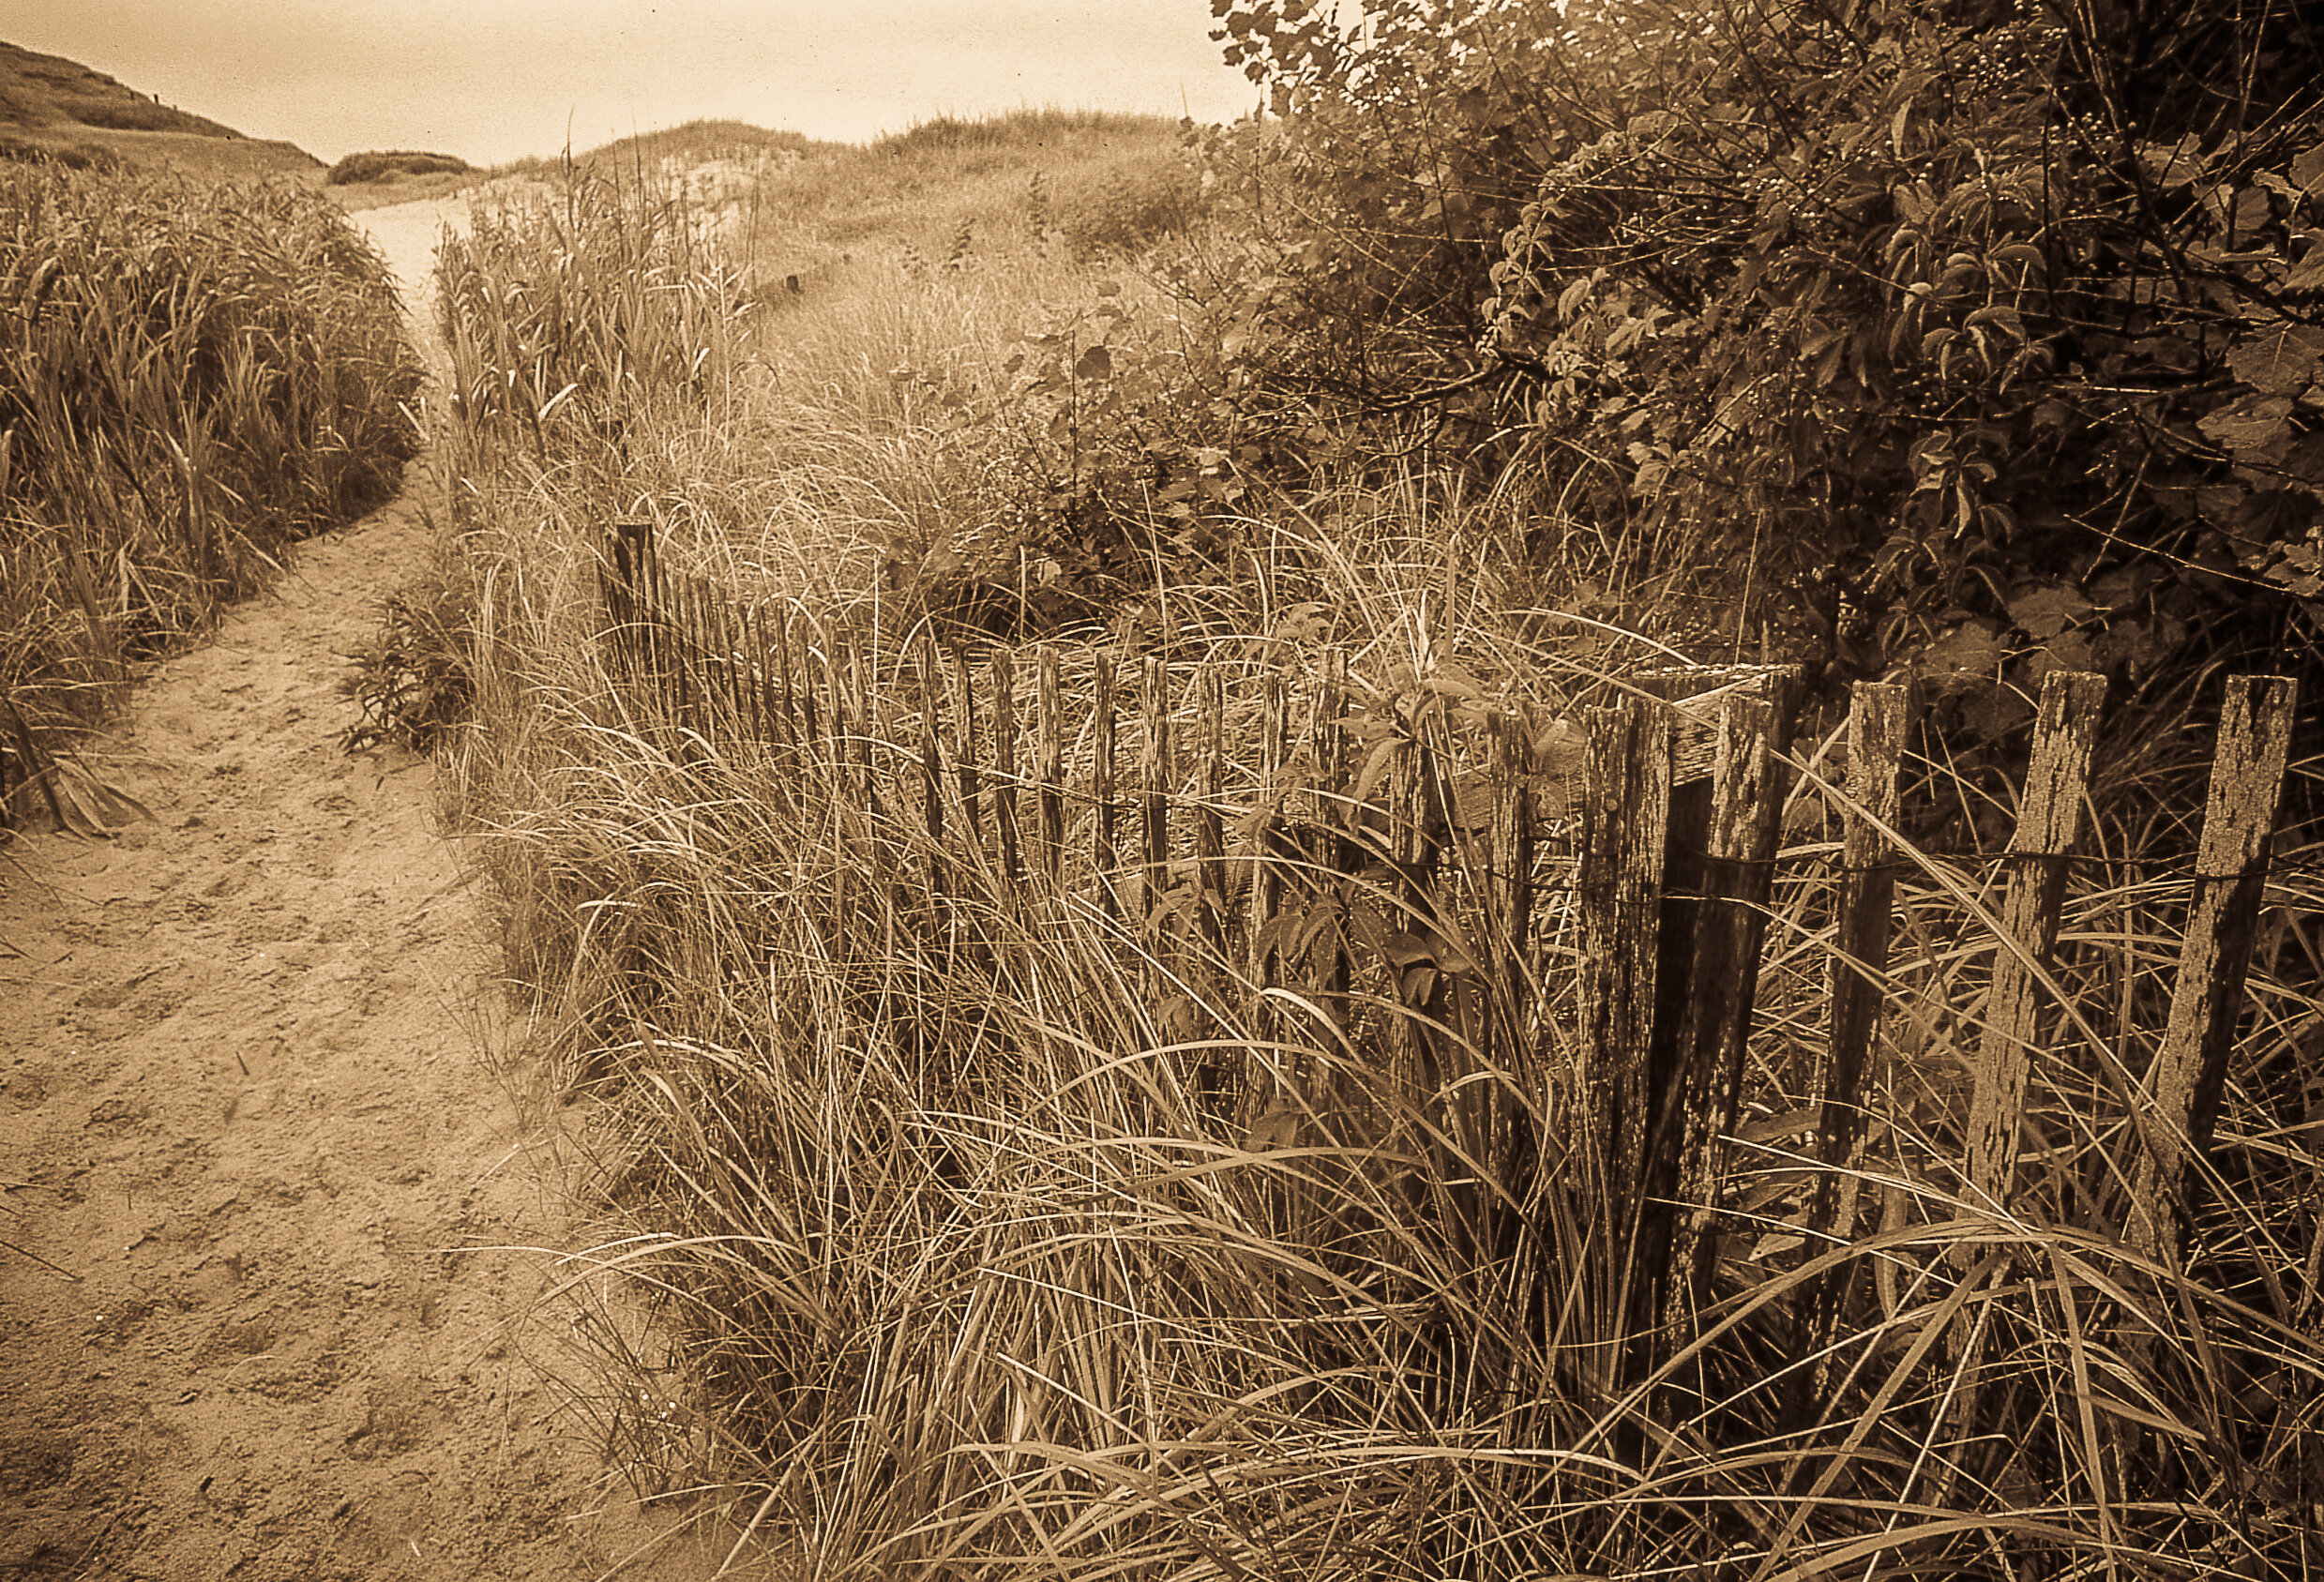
[0,198,719,1581]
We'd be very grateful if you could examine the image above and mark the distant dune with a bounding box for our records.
[0,38,323,182]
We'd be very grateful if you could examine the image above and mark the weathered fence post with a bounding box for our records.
[947,646,979,853]
[1800,679,1916,1415]
[772,604,800,755]
[1306,653,1353,1034]
[1093,654,1118,917]
[2124,674,2299,1267]
[791,616,819,758]
[1195,665,1230,1107]
[1140,656,1172,927]
[670,565,700,739]
[1248,673,1290,1056]
[1197,665,1229,975]
[1383,726,1438,1098]
[1486,709,1536,1040]
[599,520,647,713]
[1034,646,1064,883]
[1939,669,2106,1470]
[842,640,875,814]
[740,597,768,745]
[991,647,1020,883]
[823,625,854,794]
[1960,670,2108,1228]
[1663,682,1797,1333]
[1577,697,1676,1364]
[916,637,948,896]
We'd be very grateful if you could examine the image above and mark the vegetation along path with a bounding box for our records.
[0,197,704,1582]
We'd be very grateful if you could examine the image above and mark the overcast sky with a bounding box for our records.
[12,0,1263,166]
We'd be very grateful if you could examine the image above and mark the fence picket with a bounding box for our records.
[948,648,979,853]
[1570,698,1673,1396]
[1382,730,1436,1094]
[1035,646,1064,881]
[712,582,741,739]
[2125,674,2299,1265]
[769,605,794,751]
[1961,670,2107,1225]
[792,617,820,753]
[1812,682,1913,1222]
[917,636,944,848]
[1198,666,1228,965]
[1578,700,1675,1243]
[1664,685,1794,1331]
[1800,679,1916,1416]
[672,562,698,736]
[1094,655,1118,917]
[1250,674,1290,1048]
[992,647,1020,883]
[1141,655,1171,923]
[741,597,765,744]
[1308,653,1352,1030]
[1487,710,1535,1008]
[845,640,875,815]
[824,625,852,791]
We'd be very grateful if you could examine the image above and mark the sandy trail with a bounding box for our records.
[0,197,711,1580]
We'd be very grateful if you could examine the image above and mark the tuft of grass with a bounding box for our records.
[338,536,476,754]
[0,161,423,794]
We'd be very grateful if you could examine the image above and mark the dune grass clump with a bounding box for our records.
[433,113,1225,647]
[0,162,422,773]
[456,581,2324,1582]
[495,119,820,185]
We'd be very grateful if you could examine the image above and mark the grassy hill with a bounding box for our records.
[0,38,322,182]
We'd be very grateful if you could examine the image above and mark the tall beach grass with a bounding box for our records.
[0,160,422,783]
[429,117,2324,1579]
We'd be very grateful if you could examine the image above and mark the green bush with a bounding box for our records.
[1053,145,1201,259]
[1481,0,2323,700]
[1202,0,2324,709]
[326,149,472,186]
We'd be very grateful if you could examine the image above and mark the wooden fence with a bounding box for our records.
[597,519,2301,1409]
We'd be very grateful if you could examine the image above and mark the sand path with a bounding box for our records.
[0,196,712,1581]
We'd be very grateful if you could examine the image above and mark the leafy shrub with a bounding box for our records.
[876,272,1252,639]
[1194,0,1567,406]
[1205,0,2324,715]
[1481,0,2322,696]
[1052,145,1202,258]
[326,149,472,186]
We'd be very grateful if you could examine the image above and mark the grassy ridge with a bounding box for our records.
[0,39,324,184]
[0,38,241,141]
[0,161,421,783]
[429,113,2323,1579]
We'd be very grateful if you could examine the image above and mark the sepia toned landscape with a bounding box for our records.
[2,8,2320,1579]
